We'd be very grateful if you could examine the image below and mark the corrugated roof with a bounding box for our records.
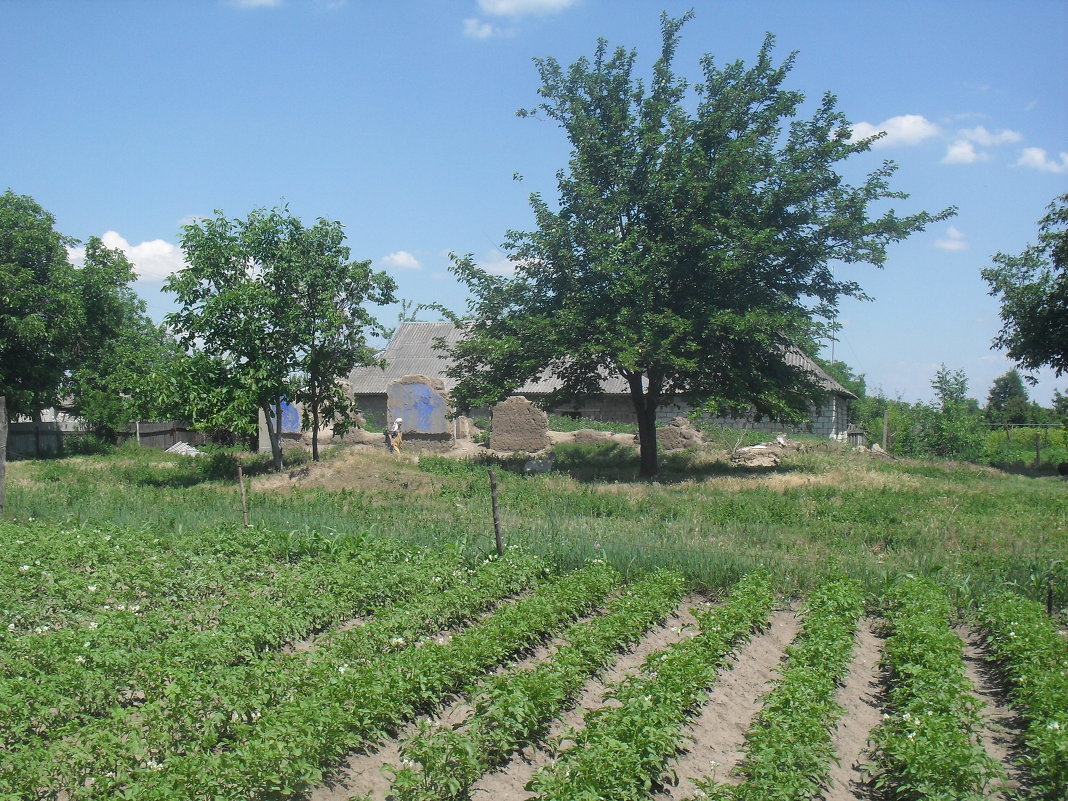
[348,322,855,399]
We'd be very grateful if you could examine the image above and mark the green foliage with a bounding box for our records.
[867,577,1005,799]
[693,577,865,800]
[546,413,636,434]
[0,190,82,416]
[388,568,687,800]
[975,591,1068,799]
[528,570,773,800]
[982,193,1068,376]
[66,238,186,434]
[444,14,952,477]
[855,367,985,461]
[985,369,1029,423]
[165,206,396,469]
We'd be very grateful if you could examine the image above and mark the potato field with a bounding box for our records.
[2,518,1065,801]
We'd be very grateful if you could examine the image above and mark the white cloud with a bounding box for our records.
[381,250,421,270]
[849,114,940,149]
[479,250,516,276]
[959,125,1022,146]
[942,125,1022,164]
[463,17,499,38]
[69,231,185,282]
[1016,147,1068,174]
[934,226,969,251]
[477,0,577,15]
[942,139,989,165]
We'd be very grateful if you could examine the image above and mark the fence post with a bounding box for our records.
[882,408,889,452]
[237,466,251,528]
[488,468,504,557]
[1035,433,1041,464]
[0,396,6,516]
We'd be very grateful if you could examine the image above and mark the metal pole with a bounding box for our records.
[488,468,504,557]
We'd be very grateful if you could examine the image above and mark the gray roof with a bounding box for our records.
[349,322,855,399]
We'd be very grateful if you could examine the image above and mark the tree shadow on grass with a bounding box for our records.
[531,441,807,484]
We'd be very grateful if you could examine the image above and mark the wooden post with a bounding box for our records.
[488,468,504,557]
[882,408,889,452]
[0,396,7,517]
[1035,433,1041,464]
[237,465,251,527]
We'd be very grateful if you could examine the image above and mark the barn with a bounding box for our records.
[348,322,856,438]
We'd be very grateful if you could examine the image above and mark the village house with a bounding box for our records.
[347,322,856,439]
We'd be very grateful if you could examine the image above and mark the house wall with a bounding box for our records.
[547,394,849,439]
[355,392,850,439]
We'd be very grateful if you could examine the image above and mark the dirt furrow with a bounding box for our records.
[824,616,884,801]
[652,608,801,799]
[306,607,603,801]
[471,595,706,801]
[959,625,1027,800]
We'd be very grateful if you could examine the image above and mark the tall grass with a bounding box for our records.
[3,440,1065,609]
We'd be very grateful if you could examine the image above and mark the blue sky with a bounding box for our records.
[2,0,1066,405]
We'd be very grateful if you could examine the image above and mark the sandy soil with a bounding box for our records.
[291,598,1026,801]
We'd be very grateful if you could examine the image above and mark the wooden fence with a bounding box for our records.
[6,421,209,458]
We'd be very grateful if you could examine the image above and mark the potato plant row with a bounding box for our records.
[105,561,622,800]
[0,522,333,631]
[1,536,462,752]
[975,590,1068,799]
[387,567,689,801]
[867,577,1004,800]
[527,570,775,801]
[690,576,865,800]
[1,549,550,799]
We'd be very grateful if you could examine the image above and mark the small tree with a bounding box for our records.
[923,365,985,460]
[445,14,952,476]
[985,369,1029,425]
[284,219,397,460]
[166,206,395,470]
[982,194,1067,377]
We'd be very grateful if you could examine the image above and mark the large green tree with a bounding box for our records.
[165,206,395,470]
[982,193,1068,377]
[445,14,952,476]
[0,190,82,419]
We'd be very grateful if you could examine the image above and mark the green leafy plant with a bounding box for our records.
[975,591,1068,799]
[528,570,774,801]
[866,577,1004,800]
[691,576,865,800]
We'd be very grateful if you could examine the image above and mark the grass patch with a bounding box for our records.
[3,439,1065,612]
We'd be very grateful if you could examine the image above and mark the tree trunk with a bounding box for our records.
[311,404,320,462]
[262,403,284,473]
[627,373,660,478]
[0,396,7,517]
